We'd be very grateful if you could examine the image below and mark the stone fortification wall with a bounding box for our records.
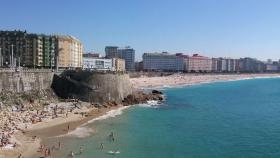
[52,71,132,103]
[0,70,54,92]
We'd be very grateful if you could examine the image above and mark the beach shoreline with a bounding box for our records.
[0,102,127,158]
[29,104,129,158]
[130,73,280,89]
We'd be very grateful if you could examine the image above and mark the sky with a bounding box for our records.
[1,0,280,61]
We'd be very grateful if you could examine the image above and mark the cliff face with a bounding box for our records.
[51,71,132,103]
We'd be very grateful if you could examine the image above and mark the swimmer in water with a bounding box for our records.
[100,143,104,150]
[79,146,83,155]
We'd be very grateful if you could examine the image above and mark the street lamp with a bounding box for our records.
[11,44,14,68]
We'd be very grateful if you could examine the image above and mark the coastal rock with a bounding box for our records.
[152,90,163,95]
[122,91,164,106]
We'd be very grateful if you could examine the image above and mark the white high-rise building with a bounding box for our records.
[143,52,185,71]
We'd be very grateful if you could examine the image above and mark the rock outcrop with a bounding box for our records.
[122,91,164,106]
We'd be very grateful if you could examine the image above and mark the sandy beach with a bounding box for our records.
[130,73,280,89]
[0,100,125,158]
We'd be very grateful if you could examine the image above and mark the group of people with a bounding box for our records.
[0,99,86,150]
[68,146,83,157]
[38,141,62,158]
[0,131,16,147]
[67,131,117,157]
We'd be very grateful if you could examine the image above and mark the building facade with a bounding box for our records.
[238,58,265,72]
[265,64,278,72]
[143,52,185,71]
[0,30,83,69]
[56,35,83,68]
[83,57,113,71]
[105,46,135,71]
[112,58,125,72]
[216,58,237,72]
[105,46,118,58]
[135,61,143,71]
[0,31,58,68]
[212,58,219,72]
[0,31,27,67]
[185,54,212,72]
[117,47,135,71]
[84,52,102,58]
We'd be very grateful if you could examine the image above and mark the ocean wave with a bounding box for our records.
[138,100,161,108]
[57,106,130,138]
[86,106,130,124]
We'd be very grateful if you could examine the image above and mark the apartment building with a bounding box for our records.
[56,35,83,68]
[112,58,125,72]
[143,52,185,71]
[185,54,212,72]
[105,46,135,71]
[238,58,265,72]
[0,30,83,69]
[117,47,135,71]
[105,46,118,58]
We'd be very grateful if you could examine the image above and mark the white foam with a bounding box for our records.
[66,127,94,138]
[138,100,160,108]
[3,144,15,150]
[86,106,130,124]
[57,106,130,138]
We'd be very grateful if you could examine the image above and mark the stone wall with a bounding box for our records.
[52,71,132,103]
[0,70,133,104]
[0,70,54,92]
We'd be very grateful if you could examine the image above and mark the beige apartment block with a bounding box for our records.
[186,54,212,72]
[56,35,83,68]
[112,58,125,72]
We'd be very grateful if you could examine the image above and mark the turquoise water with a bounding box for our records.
[50,78,280,158]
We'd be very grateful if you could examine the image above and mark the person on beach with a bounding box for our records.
[48,147,51,157]
[44,148,48,157]
[52,145,56,151]
[17,153,23,158]
[58,141,61,150]
[69,150,74,157]
[67,124,70,132]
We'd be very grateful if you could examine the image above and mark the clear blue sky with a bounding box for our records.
[1,0,280,61]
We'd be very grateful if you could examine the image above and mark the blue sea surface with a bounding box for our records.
[51,78,280,158]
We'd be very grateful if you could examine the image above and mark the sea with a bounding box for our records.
[46,77,280,158]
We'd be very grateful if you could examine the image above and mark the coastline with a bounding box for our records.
[3,73,280,158]
[130,73,280,89]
